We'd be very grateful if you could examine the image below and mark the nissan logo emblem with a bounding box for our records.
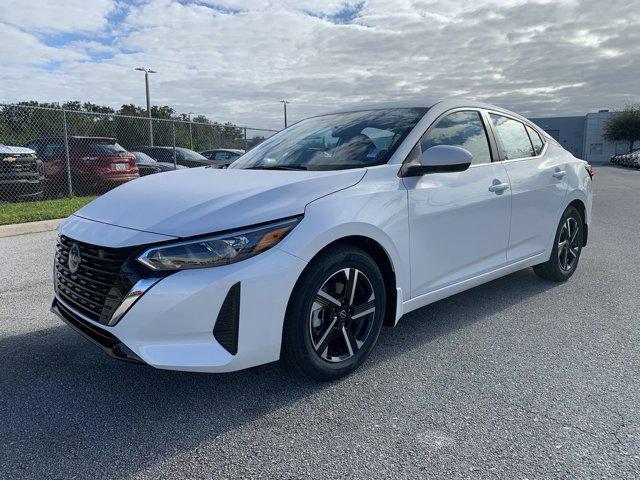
[68,242,81,274]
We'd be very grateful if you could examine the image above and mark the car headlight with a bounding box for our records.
[137,216,301,271]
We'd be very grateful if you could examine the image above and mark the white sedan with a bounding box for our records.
[52,99,593,380]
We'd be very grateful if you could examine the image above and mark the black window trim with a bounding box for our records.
[399,107,499,176]
[525,124,544,156]
[484,109,548,162]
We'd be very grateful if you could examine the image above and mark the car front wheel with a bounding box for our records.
[281,246,386,381]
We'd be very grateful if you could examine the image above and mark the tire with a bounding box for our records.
[533,206,584,282]
[281,245,386,381]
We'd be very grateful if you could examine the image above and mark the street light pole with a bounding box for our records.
[135,67,157,146]
[280,100,289,129]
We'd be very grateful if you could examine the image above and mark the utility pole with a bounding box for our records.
[135,67,157,145]
[280,100,289,129]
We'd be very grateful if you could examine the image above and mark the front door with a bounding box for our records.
[403,110,512,298]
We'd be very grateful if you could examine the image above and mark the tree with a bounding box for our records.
[603,104,640,153]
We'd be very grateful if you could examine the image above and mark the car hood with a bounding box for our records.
[0,145,35,155]
[74,167,366,238]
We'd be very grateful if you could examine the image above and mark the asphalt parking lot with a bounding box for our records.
[0,165,638,479]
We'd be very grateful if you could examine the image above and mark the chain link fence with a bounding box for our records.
[0,103,277,206]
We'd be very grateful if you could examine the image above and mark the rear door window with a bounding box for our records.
[489,114,534,160]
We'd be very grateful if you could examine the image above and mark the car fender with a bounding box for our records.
[277,165,410,305]
[542,160,592,256]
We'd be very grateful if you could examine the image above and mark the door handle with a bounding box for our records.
[552,170,566,179]
[488,182,509,193]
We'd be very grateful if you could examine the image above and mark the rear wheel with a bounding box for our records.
[281,246,386,381]
[533,206,584,282]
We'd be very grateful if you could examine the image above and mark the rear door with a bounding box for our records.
[403,109,512,298]
[487,113,568,262]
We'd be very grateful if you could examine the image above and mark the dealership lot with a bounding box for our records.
[0,166,638,478]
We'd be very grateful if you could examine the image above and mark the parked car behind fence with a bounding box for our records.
[0,102,277,207]
[24,136,139,196]
[199,148,245,168]
[0,145,45,201]
[132,151,187,176]
[133,146,218,168]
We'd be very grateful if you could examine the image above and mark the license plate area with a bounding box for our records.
[112,163,127,171]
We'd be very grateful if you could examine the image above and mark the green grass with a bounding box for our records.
[0,196,97,226]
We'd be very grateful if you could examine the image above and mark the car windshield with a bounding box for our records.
[89,140,127,154]
[133,152,157,164]
[178,148,209,161]
[231,108,427,171]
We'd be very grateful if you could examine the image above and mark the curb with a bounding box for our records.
[0,218,64,238]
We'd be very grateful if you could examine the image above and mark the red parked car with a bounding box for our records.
[24,136,139,195]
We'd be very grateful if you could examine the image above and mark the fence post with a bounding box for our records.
[189,121,193,150]
[172,121,177,170]
[244,128,248,151]
[60,107,73,197]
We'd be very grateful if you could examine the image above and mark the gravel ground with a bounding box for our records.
[0,165,638,479]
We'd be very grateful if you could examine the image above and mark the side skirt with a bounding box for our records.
[398,253,546,321]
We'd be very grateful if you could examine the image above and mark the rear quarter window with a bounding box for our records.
[526,125,544,156]
[90,141,127,155]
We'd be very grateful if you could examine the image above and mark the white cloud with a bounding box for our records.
[0,0,639,129]
[0,23,87,65]
[0,0,116,33]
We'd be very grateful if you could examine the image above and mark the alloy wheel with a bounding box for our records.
[557,216,580,272]
[309,268,376,363]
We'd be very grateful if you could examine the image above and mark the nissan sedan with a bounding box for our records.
[51,99,593,380]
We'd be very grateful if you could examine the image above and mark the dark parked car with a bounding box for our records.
[132,151,187,176]
[133,146,214,168]
[0,145,45,201]
[199,148,244,168]
[24,136,139,195]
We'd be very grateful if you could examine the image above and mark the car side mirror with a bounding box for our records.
[402,145,473,176]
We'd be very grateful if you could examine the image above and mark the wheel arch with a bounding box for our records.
[567,198,588,246]
[287,235,399,328]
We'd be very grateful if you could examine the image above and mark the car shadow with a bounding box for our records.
[0,268,560,479]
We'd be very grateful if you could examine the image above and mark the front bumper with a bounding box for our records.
[51,298,144,363]
[0,176,45,198]
[55,217,308,372]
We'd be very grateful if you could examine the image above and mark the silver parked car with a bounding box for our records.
[199,148,244,168]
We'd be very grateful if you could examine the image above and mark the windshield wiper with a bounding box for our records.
[246,165,308,170]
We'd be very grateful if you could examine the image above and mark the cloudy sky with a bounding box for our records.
[0,0,638,129]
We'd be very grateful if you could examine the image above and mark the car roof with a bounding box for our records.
[29,136,117,141]
[138,146,195,152]
[321,98,532,123]
[205,148,244,154]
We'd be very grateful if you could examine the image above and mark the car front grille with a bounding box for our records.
[0,155,39,175]
[54,236,136,325]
